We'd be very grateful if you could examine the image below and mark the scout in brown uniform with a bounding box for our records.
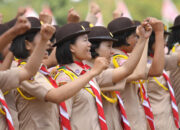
[107,17,165,130]
[10,18,106,130]
[167,15,180,122]
[54,20,149,129]
[147,19,180,129]
[87,24,152,130]
[0,16,51,130]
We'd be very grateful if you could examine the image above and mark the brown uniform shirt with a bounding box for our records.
[0,68,20,130]
[147,55,178,130]
[169,50,180,123]
[15,71,60,130]
[85,60,126,130]
[55,62,113,130]
[111,48,149,130]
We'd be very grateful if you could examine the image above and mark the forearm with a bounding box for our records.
[0,28,17,52]
[45,70,96,103]
[125,38,148,73]
[85,13,97,25]
[0,52,14,71]
[128,39,149,80]
[20,39,47,82]
[148,32,164,76]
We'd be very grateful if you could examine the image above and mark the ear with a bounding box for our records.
[70,44,76,53]
[25,40,32,51]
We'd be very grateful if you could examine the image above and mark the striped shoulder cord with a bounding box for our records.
[112,54,155,130]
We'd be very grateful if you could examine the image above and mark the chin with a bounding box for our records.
[43,55,48,60]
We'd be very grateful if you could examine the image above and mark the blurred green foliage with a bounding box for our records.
[0,0,180,26]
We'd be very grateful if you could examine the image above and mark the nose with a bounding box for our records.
[87,41,92,47]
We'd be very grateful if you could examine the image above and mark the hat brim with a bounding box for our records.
[26,27,41,34]
[53,30,90,47]
[112,26,137,35]
[169,25,180,30]
[88,36,118,42]
[164,31,171,35]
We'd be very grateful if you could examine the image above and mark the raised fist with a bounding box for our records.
[40,24,56,42]
[136,22,152,39]
[91,57,109,76]
[145,17,164,33]
[67,8,80,23]
[16,7,26,17]
[90,2,101,15]
[13,16,31,36]
[39,11,52,24]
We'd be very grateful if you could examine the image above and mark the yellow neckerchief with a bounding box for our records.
[148,57,169,91]
[55,66,118,104]
[112,54,145,84]
[171,44,180,53]
[17,61,36,100]
[112,54,145,102]
[152,77,168,91]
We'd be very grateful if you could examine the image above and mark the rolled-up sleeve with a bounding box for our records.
[96,69,114,87]
[165,54,178,71]
[0,68,20,91]
[20,72,53,101]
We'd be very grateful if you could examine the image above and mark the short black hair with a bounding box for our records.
[148,32,155,56]
[89,40,101,59]
[0,53,3,61]
[167,28,180,50]
[56,37,77,65]
[10,31,38,59]
[113,30,135,47]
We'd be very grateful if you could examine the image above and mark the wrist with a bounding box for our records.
[138,36,148,41]
[89,69,98,77]
[8,27,18,38]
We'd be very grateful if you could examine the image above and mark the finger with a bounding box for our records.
[68,8,74,13]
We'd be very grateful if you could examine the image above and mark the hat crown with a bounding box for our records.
[5,17,41,29]
[27,17,41,28]
[88,26,112,39]
[55,23,89,45]
[107,17,135,34]
[174,15,180,27]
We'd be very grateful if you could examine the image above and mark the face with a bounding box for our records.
[96,41,113,61]
[125,32,138,53]
[70,34,92,61]
[25,32,54,59]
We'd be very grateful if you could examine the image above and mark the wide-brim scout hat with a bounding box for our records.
[53,23,90,46]
[107,17,137,35]
[169,15,180,29]
[79,21,94,30]
[5,17,41,34]
[133,20,141,26]
[88,26,117,42]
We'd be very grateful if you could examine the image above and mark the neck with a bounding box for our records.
[73,56,82,63]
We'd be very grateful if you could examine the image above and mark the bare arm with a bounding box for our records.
[45,57,109,104]
[0,51,14,71]
[19,24,55,83]
[46,70,96,103]
[0,16,30,52]
[148,18,165,77]
[112,23,152,83]
[127,39,149,82]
